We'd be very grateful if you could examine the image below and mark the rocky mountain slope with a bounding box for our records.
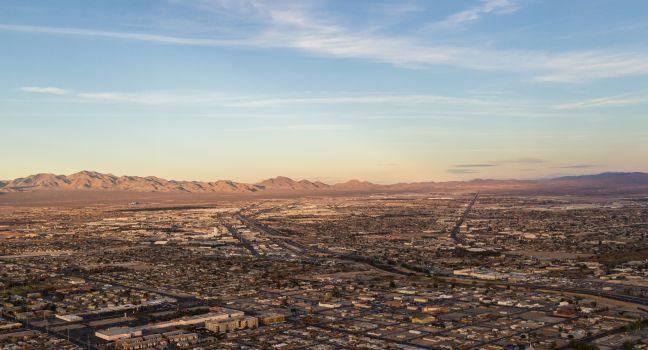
[1,171,647,195]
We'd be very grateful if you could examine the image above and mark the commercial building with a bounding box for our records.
[205,316,258,333]
[95,307,245,341]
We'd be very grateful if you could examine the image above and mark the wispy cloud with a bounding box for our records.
[76,91,225,105]
[454,163,497,168]
[454,158,545,168]
[448,162,498,175]
[556,94,648,109]
[447,168,480,174]
[3,2,648,83]
[20,86,69,95]
[497,157,545,164]
[430,0,520,29]
[254,123,350,131]
[447,158,545,175]
[20,86,498,108]
[223,94,493,107]
[552,164,597,169]
[0,24,241,47]
[21,87,227,105]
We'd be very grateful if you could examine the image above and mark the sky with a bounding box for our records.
[1,0,647,184]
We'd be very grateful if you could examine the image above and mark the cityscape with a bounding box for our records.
[0,173,647,349]
[2,0,648,349]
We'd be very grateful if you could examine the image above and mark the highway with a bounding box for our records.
[238,210,648,308]
[222,222,261,257]
[450,192,479,243]
[439,275,648,307]
[236,213,329,256]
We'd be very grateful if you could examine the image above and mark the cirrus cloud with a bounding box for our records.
[3,0,648,85]
[20,86,69,95]
[430,0,520,29]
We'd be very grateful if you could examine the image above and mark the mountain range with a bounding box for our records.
[1,171,648,195]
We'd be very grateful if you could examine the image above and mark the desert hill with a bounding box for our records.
[1,171,648,195]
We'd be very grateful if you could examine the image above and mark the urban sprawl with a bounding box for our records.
[1,193,647,349]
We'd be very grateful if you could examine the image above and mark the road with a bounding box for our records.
[450,192,479,243]
[236,209,648,308]
[0,310,100,350]
[553,325,628,349]
[439,276,648,306]
[222,222,261,257]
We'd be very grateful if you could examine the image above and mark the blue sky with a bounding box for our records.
[1,0,647,183]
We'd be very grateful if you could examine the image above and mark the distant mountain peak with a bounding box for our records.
[1,171,647,195]
[257,176,330,190]
[345,179,373,185]
[332,179,379,190]
[553,172,645,180]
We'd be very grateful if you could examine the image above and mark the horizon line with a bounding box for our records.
[2,169,644,186]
